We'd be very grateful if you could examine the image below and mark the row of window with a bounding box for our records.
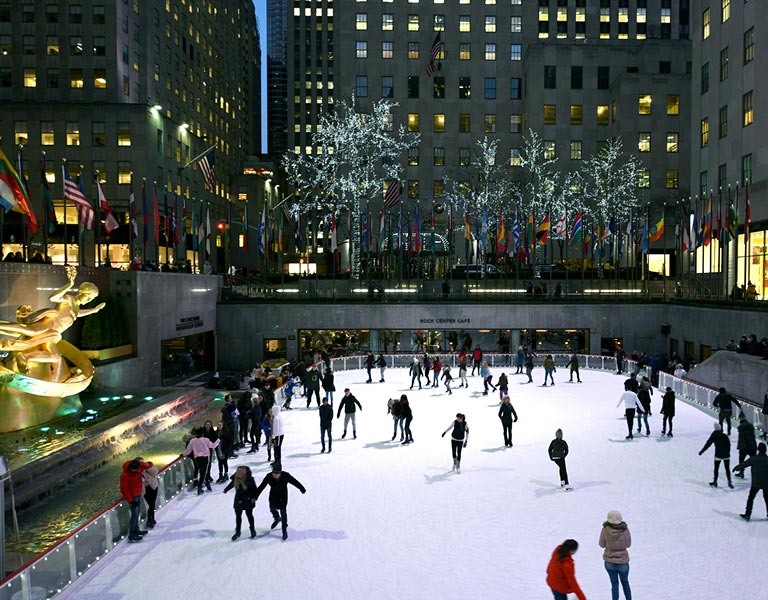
[0,35,106,57]
[702,1,736,40]
[12,121,132,147]
[11,67,107,89]
[699,154,752,199]
[699,91,754,147]
[0,3,105,25]
[700,29,755,95]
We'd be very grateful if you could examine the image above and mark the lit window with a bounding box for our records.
[14,121,28,145]
[433,147,445,166]
[510,16,521,33]
[484,114,496,133]
[23,68,36,87]
[743,91,753,127]
[94,69,107,89]
[433,77,444,98]
[700,118,709,147]
[459,15,470,32]
[484,43,496,60]
[510,148,521,167]
[407,180,419,199]
[408,14,419,31]
[637,8,646,23]
[408,113,420,132]
[510,114,522,133]
[407,148,419,168]
[459,77,471,99]
[666,133,678,153]
[702,8,710,39]
[485,16,496,32]
[47,35,59,55]
[638,132,651,152]
[356,41,367,58]
[433,113,445,133]
[70,36,83,55]
[70,68,84,88]
[570,105,582,125]
[434,14,445,32]
[118,161,131,184]
[510,44,521,61]
[41,121,55,145]
[661,8,671,24]
[667,95,679,115]
[638,94,652,115]
[459,149,470,167]
[721,0,730,23]
[570,141,582,160]
[382,13,393,31]
[459,114,471,133]
[638,169,650,189]
[66,122,80,146]
[117,122,131,146]
[382,41,393,59]
[544,104,556,125]
[408,42,419,59]
[356,14,367,30]
[666,170,679,190]
[459,43,471,60]
[543,141,556,160]
[597,105,609,125]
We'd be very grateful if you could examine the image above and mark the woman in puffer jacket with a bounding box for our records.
[598,510,632,600]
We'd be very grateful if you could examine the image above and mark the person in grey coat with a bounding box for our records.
[733,442,768,521]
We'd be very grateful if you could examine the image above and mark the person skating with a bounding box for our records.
[261,408,273,463]
[423,354,432,386]
[598,510,632,600]
[120,457,153,542]
[247,394,263,454]
[660,387,676,437]
[524,351,535,383]
[387,396,404,441]
[498,395,518,447]
[142,464,159,529]
[376,353,387,382]
[617,382,642,440]
[442,413,469,473]
[480,361,496,395]
[271,403,285,465]
[364,351,374,383]
[698,422,734,488]
[337,388,362,439]
[322,368,336,406]
[623,373,639,394]
[182,428,220,494]
[202,419,218,482]
[616,347,626,374]
[636,376,653,436]
[566,353,582,383]
[732,442,768,521]
[515,345,525,375]
[736,414,757,475]
[319,397,333,453]
[400,395,413,445]
[496,372,509,401]
[442,366,454,395]
[224,465,258,540]
[546,539,587,600]
[306,368,321,408]
[471,346,483,376]
[409,358,423,390]
[548,429,572,490]
[432,356,442,388]
[255,462,306,541]
[543,354,556,386]
[713,387,741,435]
[458,359,468,388]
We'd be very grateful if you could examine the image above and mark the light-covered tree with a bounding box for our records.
[282,95,419,277]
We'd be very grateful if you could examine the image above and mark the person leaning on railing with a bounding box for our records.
[120,457,153,543]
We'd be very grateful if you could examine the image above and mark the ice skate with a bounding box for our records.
[740,513,750,521]
[564,485,573,491]
[250,527,257,538]
[727,481,734,489]
[342,430,347,439]
[231,531,240,541]
[271,519,280,530]
[709,481,718,487]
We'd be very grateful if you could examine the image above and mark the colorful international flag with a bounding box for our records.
[97,181,119,233]
[536,213,550,245]
[384,179,401,209]
[648,210,664,242]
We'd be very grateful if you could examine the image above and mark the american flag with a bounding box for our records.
[384,179,401,209]
[198,147,215,191]
[426,33,441,77]
[62,166,94,230]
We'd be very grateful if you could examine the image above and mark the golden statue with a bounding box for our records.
[0,266,105,432]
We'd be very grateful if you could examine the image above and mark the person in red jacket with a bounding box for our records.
[546,539,588,600]
[120,457,153,542]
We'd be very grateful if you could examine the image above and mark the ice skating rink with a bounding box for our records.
[59,368,763,600]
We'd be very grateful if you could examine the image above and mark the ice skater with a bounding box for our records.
[182,428,220,494]
[543,354,556,386]
[660,387,675,437]
[142,465,159,529]
[458,359,468,388]
[387,396,404,441]
[546,539,587,600]
[636,376,653,436]
[548,428,572,491]
[409,358,423,389]
[496,372,509,401]
[376,353,387,382]
[498,395,518,447]
[524,351,535,383]
[698,422,733,488]
[319,397,333,453]
[255,462,306,541]
[736,413,757,473]
[400,396,413,445]
[364,351,374,383]
[733,442,768,521]
[432,356,442,388]
[120,457,153,543]
[442,413,469,473]
[321,368,335,406]
[481,361,496,395]
[271,403,285,465]
[337,388,362,439]
[617,381,642,440]
[566,353,581,383]
[713,387,741,435]
[599,510,632,600]
[442,366,453,395]
[224,465,257,540]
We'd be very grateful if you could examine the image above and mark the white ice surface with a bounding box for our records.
[57,368,764,600]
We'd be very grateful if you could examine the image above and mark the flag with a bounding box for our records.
[163,189,170,243]
[258,204,266,255]
[536,213,550,245]
[41,157,57,234]
[690,210,698,249]
[703,195,712,246]
[554,212,567,239]
[153,186,160,245]
[128,181,137,242]
[413,208,421,253]
[97,181,119,233]
[0,149,27,213]
[198,147,215,191]
[496,208,506,255]
[142,182,149,246]
[172,194,179,245]
[744,188,751,238]
[526,213,534,250]
[426,32,441,77]
[625,212,633,237]
[241,204,248,250]
[181,196,187,251]
[481,209,488,253]
[384,179,401,209]
[378,209,386,254]
[331,211,338,251]
[191,208,198,251]
[62,166,95,230]
[15,151,38,234]
[205,205,211,254]
[641,215,649,254]
[648,210,664,242]
[430,208,436,254]
[682,214,691,251]
[464,210,471,241]
[725,201,737,243]
[569,210,583,247]
[511,211,520,251]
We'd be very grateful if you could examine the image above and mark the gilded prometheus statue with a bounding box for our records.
[0,266,105,432]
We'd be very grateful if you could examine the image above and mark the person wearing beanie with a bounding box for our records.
[698,422,733,488]
[712,387,741,435]
[599,510,632,600]
[498,395,518,447]
[546,539,587,600]
[255,462,307,541]
[736,414,758,475]
[732,442,768,521]
[661,387,676,437]
[548,429,572,491]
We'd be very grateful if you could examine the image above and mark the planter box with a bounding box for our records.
[81,344,134,362]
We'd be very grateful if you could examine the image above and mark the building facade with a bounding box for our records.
[0,0,259,270]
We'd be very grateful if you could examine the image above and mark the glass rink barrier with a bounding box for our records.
[0,457,196,600]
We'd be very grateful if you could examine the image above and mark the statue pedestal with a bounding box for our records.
[0,388,82,432]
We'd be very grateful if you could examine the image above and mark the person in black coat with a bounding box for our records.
[255,462,306,540]
[616,348,626,374]
[337,388,363,439]
[247,394,264,454]
[364,351,375,383]
[624,374,639,394]
[713,387,741,435]
[736,414,757,474]
[442,413,469,473]
[400,395,413,445]
[698,422,733,488]
[322,368,336,406]
[376,353,387,382]
[498,395,519,447]
[661,387,676,437]
[224,465,258,540]
[409,358,423,389]
[548,428,572,490]
[733,442,768,521]
[319,397,333,453]
[306,369,321,408]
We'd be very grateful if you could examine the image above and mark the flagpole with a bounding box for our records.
[61,159,69,265]
[179,143,217,172]
[16,145,28,261]
[94,171,102,266]
[743,180,749,290]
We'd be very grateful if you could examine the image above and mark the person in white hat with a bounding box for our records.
[599,510,632,600]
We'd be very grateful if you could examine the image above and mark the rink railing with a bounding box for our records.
[658,371,765,433]
[0,457,197,600]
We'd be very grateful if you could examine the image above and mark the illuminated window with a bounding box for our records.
[743,91,753,127]
[484,114,496,133]
[70,36,83,55]
[510,114,522,133]
[570,141,582,160]
[382,41,393,59]
[597,105,609,126]
[14,121,28,145]
[666,133,678,153]
[117,122,131,146]
[433,77,444,98]
[459,149,470,167]
[40,121,54,145]
[543,141,556,160]
[356,14,367,30]
[434,181,445,199]
[510,148,521,167]
[638,169,650,188]
[510,43,521,60]
[485,16,496,32]
[700,118,709,147]
[94,68,107,89]
[408,14,419,31]
[485,43,496,60]
[118,161,132,184]
[721,0,730,23]
[570,105,583,125]
[356,41,367,58]
[638,132,651,152]
[408,147,419,167]
[544,104,556,124]
[23,68,36,87]
[47,35,59,55]
[510,16,521,33]
[66,122,80,146]
[638,94,652,115]
[459,77,471,99]
[407,180,419,199]
[433,147,445,166]
[666,170,679,189]
[408,113,420,132]
[702,8,710,39]
[382,13,393,30]
[433,113,445,132]
[459,15,470,32]
[459,114,471,133]
[459,43,471,60]
[667,95,679,115]
[70,68,84,88]
[434,14,445,32]
[408,42,419,59]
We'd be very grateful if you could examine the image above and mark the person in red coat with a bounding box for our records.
[546,539,588,600]
[120,457,153,542]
